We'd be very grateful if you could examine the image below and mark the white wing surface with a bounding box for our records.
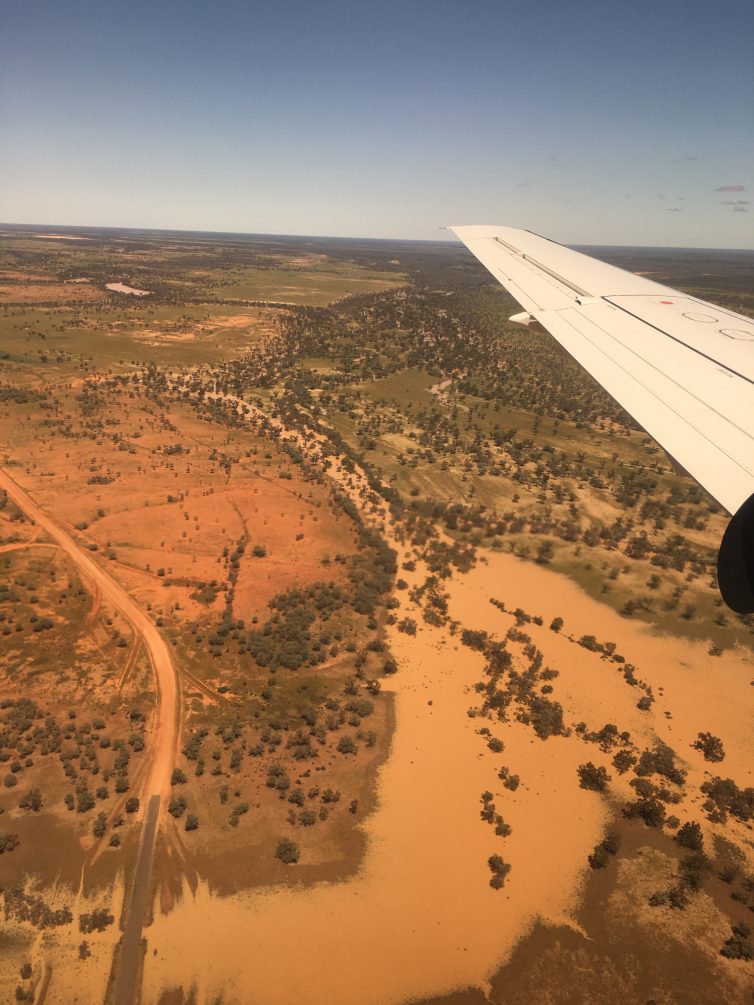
[450,225,754,519]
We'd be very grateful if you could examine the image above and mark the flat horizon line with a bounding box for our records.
[0,220,751,255]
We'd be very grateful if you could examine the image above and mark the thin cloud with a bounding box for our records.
[721,199,749,206]
[732,206,749,213]
[666,207,682,212]
[671,155,698,163]
[715,184,745,192]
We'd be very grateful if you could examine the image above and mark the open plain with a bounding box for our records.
[1,225,753,1004]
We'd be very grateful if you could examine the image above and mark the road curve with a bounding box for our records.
[0,467,179,807]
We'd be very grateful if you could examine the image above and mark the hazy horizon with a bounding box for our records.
[2,219,753,254]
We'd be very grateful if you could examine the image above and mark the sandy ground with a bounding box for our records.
[0,467,180,812]
[0,282,103,303]
[105,282,151,296]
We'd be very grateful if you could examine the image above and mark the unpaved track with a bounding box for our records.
[0,466,181,1003]
[0,467,179,807]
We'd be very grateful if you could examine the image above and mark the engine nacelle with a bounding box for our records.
[718,492,754,614]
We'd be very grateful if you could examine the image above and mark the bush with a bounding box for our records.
[0,833,19,854]
[588,832,620,869]
[635,743,686,786]
[577,762,610,792]
[124,797,139,813]
[397,618,417,636]
[693,732,725,763]
[675,821,703,851]
[275,838,300,864]
[701,777,754,823]
[337,735,357,755]
[19,788,42,811]
[623,796,666,828]
[170,768,187,785]
[461,629,488,651]
[488,854,511,889]
[612,750,636,774]
[185,814,199,831]
[79,908,114,934]
[720,923,754,961]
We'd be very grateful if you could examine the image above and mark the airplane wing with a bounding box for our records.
[450,224,754,613]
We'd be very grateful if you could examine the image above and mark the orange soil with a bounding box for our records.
[0,283,104,304]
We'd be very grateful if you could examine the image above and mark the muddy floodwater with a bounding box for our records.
[142,551,609,1005]
[142,548,754,1004]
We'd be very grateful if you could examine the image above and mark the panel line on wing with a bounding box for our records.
[605,297,754,389]
[493,237,592,298]
[552,307,754,479]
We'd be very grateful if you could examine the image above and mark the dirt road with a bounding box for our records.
[1,465,182,1003]
[0,467,180,807]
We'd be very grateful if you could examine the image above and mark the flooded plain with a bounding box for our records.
[142,547,754,1005]
[142,550,611,1004]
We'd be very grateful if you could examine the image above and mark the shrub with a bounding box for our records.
[693,732,725,763]
[397,617,417,636]
[577,762,610,792]
[124,797,139,814]
[185,814,199,831]
[623,796,666,828]
[19,788,42,811]
[337,736,357,755]
[612,750,636,774]
[675,821,703,851]
[701,777,754,823]
[0,833,19,854]
[79,908,114,934]
[720,923,754,961]
[275,838,300,864]
[635,743,686,786]
[461,629,488,651]
[488,854,511,889]
[588,832,620,869]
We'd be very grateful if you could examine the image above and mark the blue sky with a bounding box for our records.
[2,0,752,247]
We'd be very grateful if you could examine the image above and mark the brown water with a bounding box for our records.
[142,551,608,1005]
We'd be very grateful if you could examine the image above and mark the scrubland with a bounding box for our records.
[1,225,753,1004]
